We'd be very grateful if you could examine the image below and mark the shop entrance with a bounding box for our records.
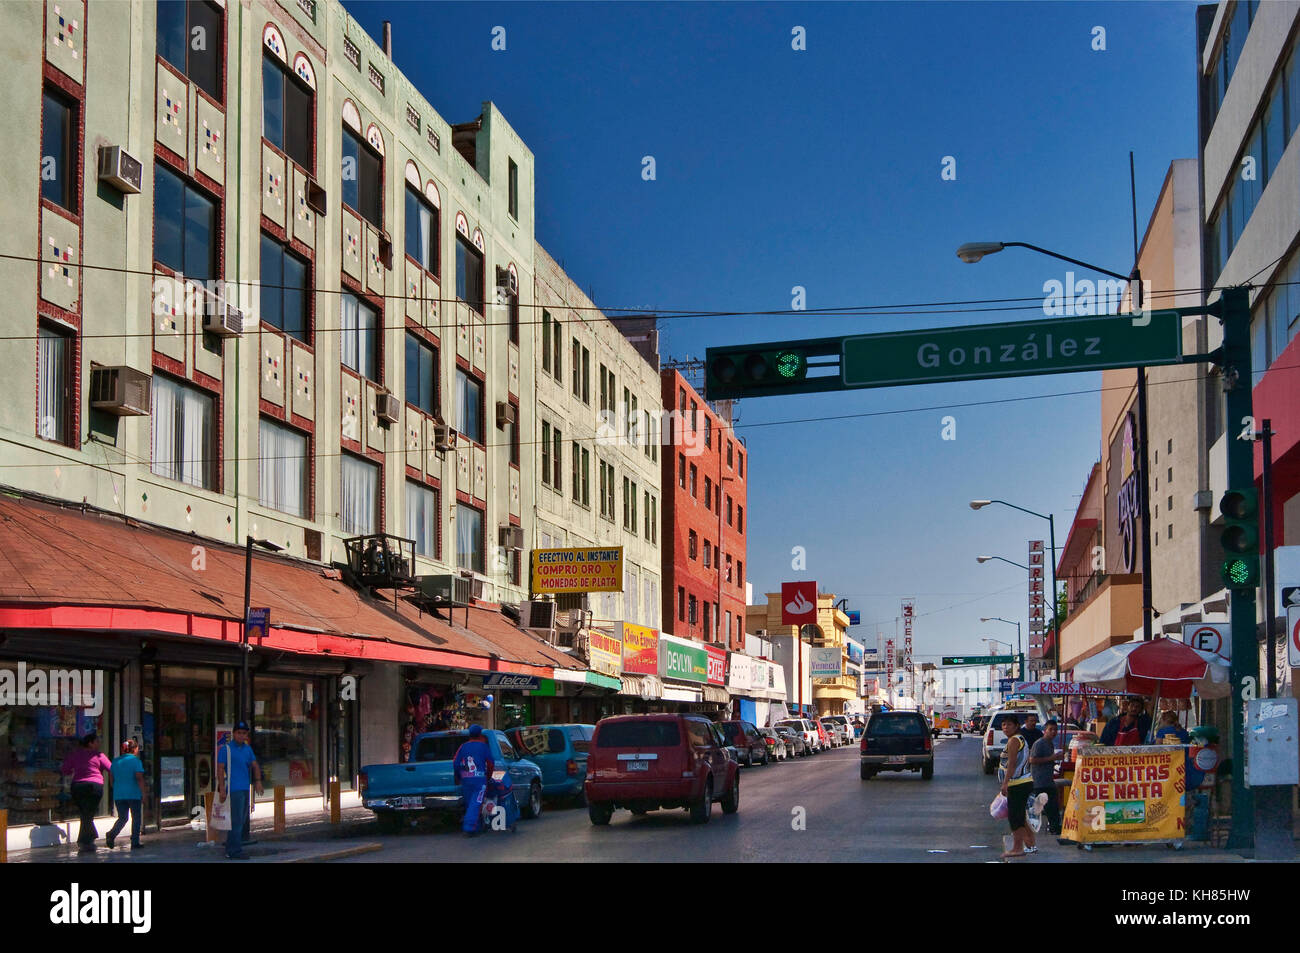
[143,665,235,826]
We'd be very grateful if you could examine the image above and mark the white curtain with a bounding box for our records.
[456,503,483,572]
[152,375,214,489]
[37,328,66,442]
[416,202,434,271]
[259,418,308,517]
[406,481,436,557]
[340,454,377,536]
[341,294,376,380]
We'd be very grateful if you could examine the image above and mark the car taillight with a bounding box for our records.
[566,759,579,776]
[359,771,368,793]
[923,735,932,752]
[986,730,994,746]
[860,736,868,753]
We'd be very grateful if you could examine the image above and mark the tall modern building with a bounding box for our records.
[1196,0,1300,690]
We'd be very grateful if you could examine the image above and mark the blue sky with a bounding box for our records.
[349,1,1201,661]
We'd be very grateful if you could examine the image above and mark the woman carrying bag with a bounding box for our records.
[997,716,1036,860]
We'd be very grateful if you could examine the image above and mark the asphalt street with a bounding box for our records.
[339,735,1224,863]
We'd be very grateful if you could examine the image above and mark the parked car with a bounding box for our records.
[814,719,833,751]
[775,725,807,757]
[585,714,740,825]
[822,715,854,745]
[821,717,850,746]
[505,724,594,803]
[758,727,788,761]
[361,729,544,833]
[776,718,820,754]
[718,720,770,766]
[860,710,934,780]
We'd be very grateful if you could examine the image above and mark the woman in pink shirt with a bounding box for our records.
[61,731,112,852]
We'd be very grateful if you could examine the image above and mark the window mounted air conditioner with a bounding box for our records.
[495,401,516,429]
[498,525,524,551]
[376,392,401,425]
[305,176,327,216]
[97,145,143,194]
[378,230,394,269]
[520,600,556,631]
[434,423,458,452]
[90,365,151,416]
[200,286,244,337]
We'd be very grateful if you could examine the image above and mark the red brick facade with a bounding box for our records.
[660,369,748,652]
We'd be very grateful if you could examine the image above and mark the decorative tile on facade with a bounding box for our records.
[404,407,423,473]
[341,208,362,280]
[156,65,188,161]
[340,372,361,442]
[261,144,286,228]
[151,272,186,365]
[45,0,84,81]
[472,444,487,500]
[40,214,79,312]
[261,332,286,406]
[194,97,225,184]
[291,342,314,421]
[364,382,383,452]
[365,223,385,294]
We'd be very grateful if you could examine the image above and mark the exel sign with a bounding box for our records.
[842,311,1183,389]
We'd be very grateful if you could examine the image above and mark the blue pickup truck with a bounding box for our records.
[360,729,544,833]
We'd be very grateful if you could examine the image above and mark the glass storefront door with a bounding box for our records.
[147,665,235,825]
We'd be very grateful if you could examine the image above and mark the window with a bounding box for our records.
[599,461,615,520]
[508,157,518,219]
[455,235,484,313]
[580,448,590,506]
[703,602,712,640]
[622,477,629,530]
[457,370,483,444]
[705,415,711,447]
[582,347,591,403]
[726,496,733,525]
[689,465,697,497]
[405,333,437,414]
[508,405,519,467]
[259,234,309,341]
[649,495,658,544]
[542,311,552,375]
[691,401,698,433]
[571,442,581,501]
[688,530,698,559]
[628,480,638,533]
[340,293,378,382]
[678,587,685,621]
[552,425,562,492]
[644,491,652,540]
[727,441,733,468]
[725,610,732,641]
[152,374,216,490]
[407,480,439,558]
[688,595,698,626]
[726,555,733,583]
[644,410,656,460]
[157,1,223,102]
[551,315,562,381]
[41,89,77,211]
[37,326,71,444]
[154,163,217,281]
[703,539,711,566]
[258,418,309,517]
[341,127,381,228]
[737,560,743,586]
[738,452,744,478]
[456,503,484,573]
[678,454,686,488]
[404,186,438,275]
[737,506,744,534]
[704,477,712,509]
[340,454,378,535]
[599,364,610,412]
[571,339,581,398]
[262,54,312,170]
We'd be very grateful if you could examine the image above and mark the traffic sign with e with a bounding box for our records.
[1180,622,1230,660]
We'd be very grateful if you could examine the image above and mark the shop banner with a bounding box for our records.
[810,646,841,679]
[589,627,624,678]
[1062,746,1186,844]
[727,652,754,693]
[621,622,659,676]
[1013,681,1118,697]
[706,645,727,686]
[659,636,708,684]
[482,673,540,690]
[530,546,624,594]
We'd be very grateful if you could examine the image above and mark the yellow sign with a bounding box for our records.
[1061,746,1186,844]
[529,547,624,595]
[589,627,623,678]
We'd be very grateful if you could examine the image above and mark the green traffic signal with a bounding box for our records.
[775,350,807,379]
[1219,488,1260,590]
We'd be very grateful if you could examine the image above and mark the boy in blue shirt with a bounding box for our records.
[217,722,264,860]
[106,740,147,850]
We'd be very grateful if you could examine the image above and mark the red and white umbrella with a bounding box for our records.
[1073,637,1231,700]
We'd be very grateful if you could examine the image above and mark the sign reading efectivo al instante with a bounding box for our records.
[530,546,624,594]
[842,311,1183,388]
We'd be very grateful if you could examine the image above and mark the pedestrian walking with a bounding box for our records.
[1020,713,1044,748]
[216,721,264,860]
[1027,719,1064,836]
[998,715,1035,859]
[61,730,113,853]
[105,740,147,850]
[452,724,494,837]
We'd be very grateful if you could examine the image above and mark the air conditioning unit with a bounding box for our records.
[434,423,458,453]
[495,401,516,429]
[414,573,472,607]
[97,145,142,194]
[305,176,327,216]
[520,600,557,631]
[200,287,244,337]
[553,629,577,650]
[376,392,401,425]
[498,525,524,551]
[469,577,487,601]
[90,365,151,416]
[558,609,593,631]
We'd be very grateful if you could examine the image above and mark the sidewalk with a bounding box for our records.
[4,806,383,864]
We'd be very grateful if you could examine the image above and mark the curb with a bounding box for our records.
[277,842,384,863]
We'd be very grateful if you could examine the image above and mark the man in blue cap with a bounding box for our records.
[452,725,494,837]
[217,721,263,859]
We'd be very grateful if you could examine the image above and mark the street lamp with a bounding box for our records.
[970,499,1059,679]
[981,616,1023,680]
[241,536,286,722]
[975,555,1028,571]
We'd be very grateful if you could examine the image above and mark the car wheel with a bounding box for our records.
[375,811,403,835]
[588,802,613,826]
[921,763,934,781]
[761,749,770,766]
[721,772,740,814]
[690,779,712,824]
[521,781,543,819]
[860,764,876,781]
[744,750,753,767]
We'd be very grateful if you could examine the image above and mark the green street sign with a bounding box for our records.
[961,687,994,692]
[842,311,1183,389]
[942,655,1015,665]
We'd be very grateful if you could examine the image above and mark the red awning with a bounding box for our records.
[0,493,579,676]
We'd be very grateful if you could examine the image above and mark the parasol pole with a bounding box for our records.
[1147,680,1161,745]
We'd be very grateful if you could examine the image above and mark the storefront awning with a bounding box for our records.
[620,674,663,699]
[701,685,730,704]
[0,494,583,680]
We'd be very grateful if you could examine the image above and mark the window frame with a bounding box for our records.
[404,331,438,415]
[455,234,485,314]
[151,372,219,492]
[259,231,311,343]
[157,0,225,104]
[404,184,440,278]
[262,52,314,172]
[341,125,383,229]
[457,368,485,446]
[340,291,380,383]
[257,415,311,519]
[36,322,74,446]
[406,479,441,560]
[41,86,78,213]
[456,502,486,574]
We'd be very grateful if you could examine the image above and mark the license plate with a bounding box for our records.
[395,796,425,809]
[625,761,649,772]
[886,756,906,764]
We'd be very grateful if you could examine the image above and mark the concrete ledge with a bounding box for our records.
[278,842,383,863]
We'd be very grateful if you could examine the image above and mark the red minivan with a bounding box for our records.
[585,714,741,825]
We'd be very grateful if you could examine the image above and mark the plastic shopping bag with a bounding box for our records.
[210,794,233,831]
[989,793,1008,819]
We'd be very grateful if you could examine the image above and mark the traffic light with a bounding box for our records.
[1219,487,1259,590]
[709,348,807,390]
[704,339,844,400]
